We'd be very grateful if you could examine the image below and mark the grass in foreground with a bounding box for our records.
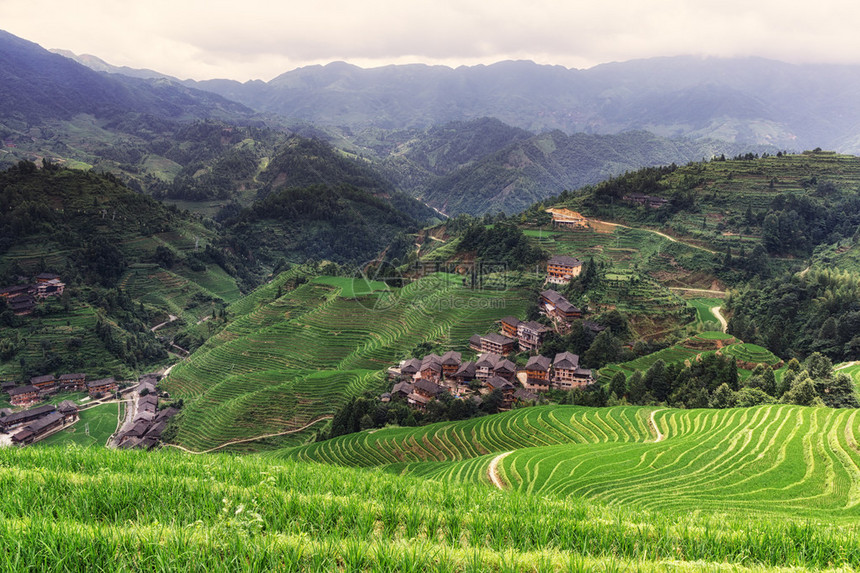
[1,445,859,571]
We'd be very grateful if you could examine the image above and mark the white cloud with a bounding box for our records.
[1,0,860,81]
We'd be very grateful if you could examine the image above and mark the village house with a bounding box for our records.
[407,378,445,411]
[58,373,86,392]
[546,255,583,285]
[34,273,60,283]
[391,381,414,399]
[486,376,516,408]
[541,290,582,322]
[0,404,56,431]
[468,334,483,352]
[479,333,516,355]
[524,355,552,392]
[35,278,65,299]
[513,388,539,405]
[475,353,502,380]
[440,351,462,376]
[493,358,517,381]
[29,374,56,394]
[399,358,421,380]
[57,400,79,424]
[11,411,64,446]
[517,320,552,353]
[546,208,589,229]
[87,377,117,398]
[500,316,521,338]
[623,193,669,208]
[552,352,594,390]
[8,385,40,407]
[452,361,477,385]
[419,354,443,381]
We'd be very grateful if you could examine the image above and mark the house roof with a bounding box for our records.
[526,355,552,371]
[519,320,551,334]
[541,290,565,303]
[548,255,582,268]
[469,334,483,346]
[500,316,521,328]
[392,381,414,395]
[583,321,606,333]
[407,392,430,405]
[24,411,63,433]
[514,388,538,402]
[486,376,514,391]
[400,358,421,374]
[483,333,515,345]
[554,351,580,370]
[413,378,444,396]
[494,359,516,374]
[1,404,55,425]
[440,350,462,366]
[453,361,476,378]
[87,377,116,389]
[30,374,55,385]
[8,385,38,396]
[35,273,60,281]
[57,400,78,413]
[58,373,86,381]
[155,407,179,423]
[475,353,501,369]
[555,299,581,314]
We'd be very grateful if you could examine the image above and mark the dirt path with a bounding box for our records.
[590,219,717,254]
[712,306,728,333]
[488,451,514,489]
[836,361,860,371]
[650,409,665,442]
[151,314,178,332]
[668,287,727,296]
[163,415,334,454]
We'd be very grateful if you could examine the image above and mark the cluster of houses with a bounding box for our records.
[4,373,118,408]
[117,374,177,450]
[0,400,79,446]
[0,273,66,315]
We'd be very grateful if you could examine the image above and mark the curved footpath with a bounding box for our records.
[488,451,514,490]
[650,409,665,443]
[711,306,729,333]
[164,415,334,454]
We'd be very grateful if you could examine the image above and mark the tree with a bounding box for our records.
[643,359,671,402]
[609,371,627,399]
[782,375,818,406]
[627,371,646,404]
[709,383,736,408]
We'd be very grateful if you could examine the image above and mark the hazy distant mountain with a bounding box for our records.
[50,49,173,80]
[173,57,860,153]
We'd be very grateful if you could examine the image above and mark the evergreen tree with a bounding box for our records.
[609,371,627,399]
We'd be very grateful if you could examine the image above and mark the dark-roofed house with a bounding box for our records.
[540,290,582,322]
[0,404,56,431]
[57,400,79,423]
[480,333,516,355]
[35,278,65,299]
[419,355,443,381]
[547,255,583,284]
[486,376,516,408]
[493,359,517,381]
[11,412,64,445]
[400,358,421,379]
[35,273,60,283]
[552,352,593,390]
[138,394,158,415]
[58,373,86,392]
[30,374,56,393]
[452,361,476,384]
[525,355,552,392]
[408,379,445,411]
[440,351,462,375]
[468,334,483,352]
[500,316,521,338]
[8,294,35,315]
[475,353,501,380]
[8,385,40,407]
[517,320,552,353]
[87,377,117,398]
[392,381,414,399]
[513,388,538,404]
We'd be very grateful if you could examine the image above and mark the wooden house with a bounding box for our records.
[486,376,515,408]
[546,255,583,285]
[57,400,79,423]
[500,316,521,338]
[517,320,552,352]
[34,273,61,283]
[8,385,40,407]
[87,377,117,398]
[400,358,421,379]
[35,279,64,299]
[475,353,502,380]
[29,374,56,393]
[58,373,86,392]
[479,333,516,355]
[524,355,552,392]
[419,355,443,381]
[540,290,582,321]
[552,352,594,390]
[493,359,517,381]
[0,404,56,431]
[408,378,445,411]
[468,334,483,352]
[452,361,476,384]
[440,351,462,375]
[392,381,414,399]
[546,208,589,229]
[11,411,64,445]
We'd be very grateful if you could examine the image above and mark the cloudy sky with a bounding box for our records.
[2,0,860,81]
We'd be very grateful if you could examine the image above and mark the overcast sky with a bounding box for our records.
[2,0,860,81]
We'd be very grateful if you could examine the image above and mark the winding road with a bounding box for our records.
[711,306,728,333]
[163,415,334,454]
[650,409,665,442]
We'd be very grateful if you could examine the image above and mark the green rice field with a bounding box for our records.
[37,403,119,448]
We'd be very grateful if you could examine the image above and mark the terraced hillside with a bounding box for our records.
[285,404,860,521]
[163,273,531,452]
[4,445,859,571]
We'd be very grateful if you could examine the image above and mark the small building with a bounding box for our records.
[552,352,594,390]
[8,294,35,315]
[541,290,582,322]
[513,388,539,404]
[57,400,79,423]
[29,374,56,393]
[87,377,117,398]
[419,354,443,381]
[493,359,517,381]
[546,208,589,229]
[547,256,583,285]
[58,373,86,392]
[35,279,65,299]
[500,316,521,339]
[407,378,445,411]
[623,193,668,208]
[486,376,516,408]
[517,320,552,353]
[452,362,476,385]
[400,358,421,379]
[11,411,64,445]
[440,351,462,376]
[392,381,414,399]
[34,273,61,283]
[524,355,552,392]
[479,333,516,355]
[468,334,483,352]
[475,353,502,380]
[8,385,40,407]
[0,404,56,431]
